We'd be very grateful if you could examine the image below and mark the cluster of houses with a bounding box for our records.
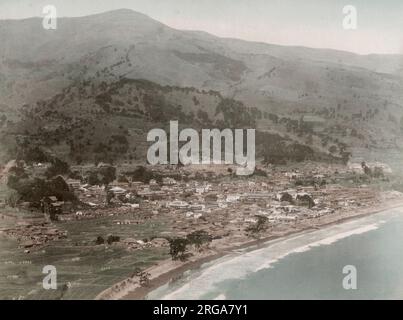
[34,162,384,246]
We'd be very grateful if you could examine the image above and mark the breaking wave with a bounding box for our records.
[149,211,395,300]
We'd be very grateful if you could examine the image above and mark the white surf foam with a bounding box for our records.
[154,216,387,300]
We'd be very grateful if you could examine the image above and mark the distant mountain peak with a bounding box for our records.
[90,8,150,18]
[81,8,160,24]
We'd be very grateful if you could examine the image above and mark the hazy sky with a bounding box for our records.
[1,0,403,54]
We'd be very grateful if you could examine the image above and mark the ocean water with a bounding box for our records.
[148,208,403,300]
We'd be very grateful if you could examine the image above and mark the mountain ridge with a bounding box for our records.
[1,9,403,164]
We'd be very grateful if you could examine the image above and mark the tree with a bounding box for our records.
[5,190,20,208]
[132,268,151,287]
[168,238,189,261]
[340,151,352,165]
[296,194,315,209]
[246,215,268,234]
[106,234,120,245]
[95,236,105,245]
[138,271,151,287]
[17,146,49,164]
[8,162,27,178]
[87,171,101,186]
[361,161,372,176]
[7,173,75,205]
[186,231,212,250]
[88,164,116,204]
[98,165,116,186]
[280,192,294,204]
[126,166,162,183]
[105,188,115,205]
[45,157,70,178]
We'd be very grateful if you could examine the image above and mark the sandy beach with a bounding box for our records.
[95,198,403,300]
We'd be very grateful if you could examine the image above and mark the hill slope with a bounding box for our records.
[1,9,403,163]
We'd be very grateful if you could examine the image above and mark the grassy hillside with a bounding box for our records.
[1,78,343,165]
[1,9,402,165]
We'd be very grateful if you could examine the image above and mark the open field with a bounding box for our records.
[0,209,171,300]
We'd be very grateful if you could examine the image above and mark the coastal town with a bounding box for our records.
[2,157,402,300]
[1,160,399,250]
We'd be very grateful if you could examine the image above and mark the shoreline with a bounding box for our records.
[95,198,403,300]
